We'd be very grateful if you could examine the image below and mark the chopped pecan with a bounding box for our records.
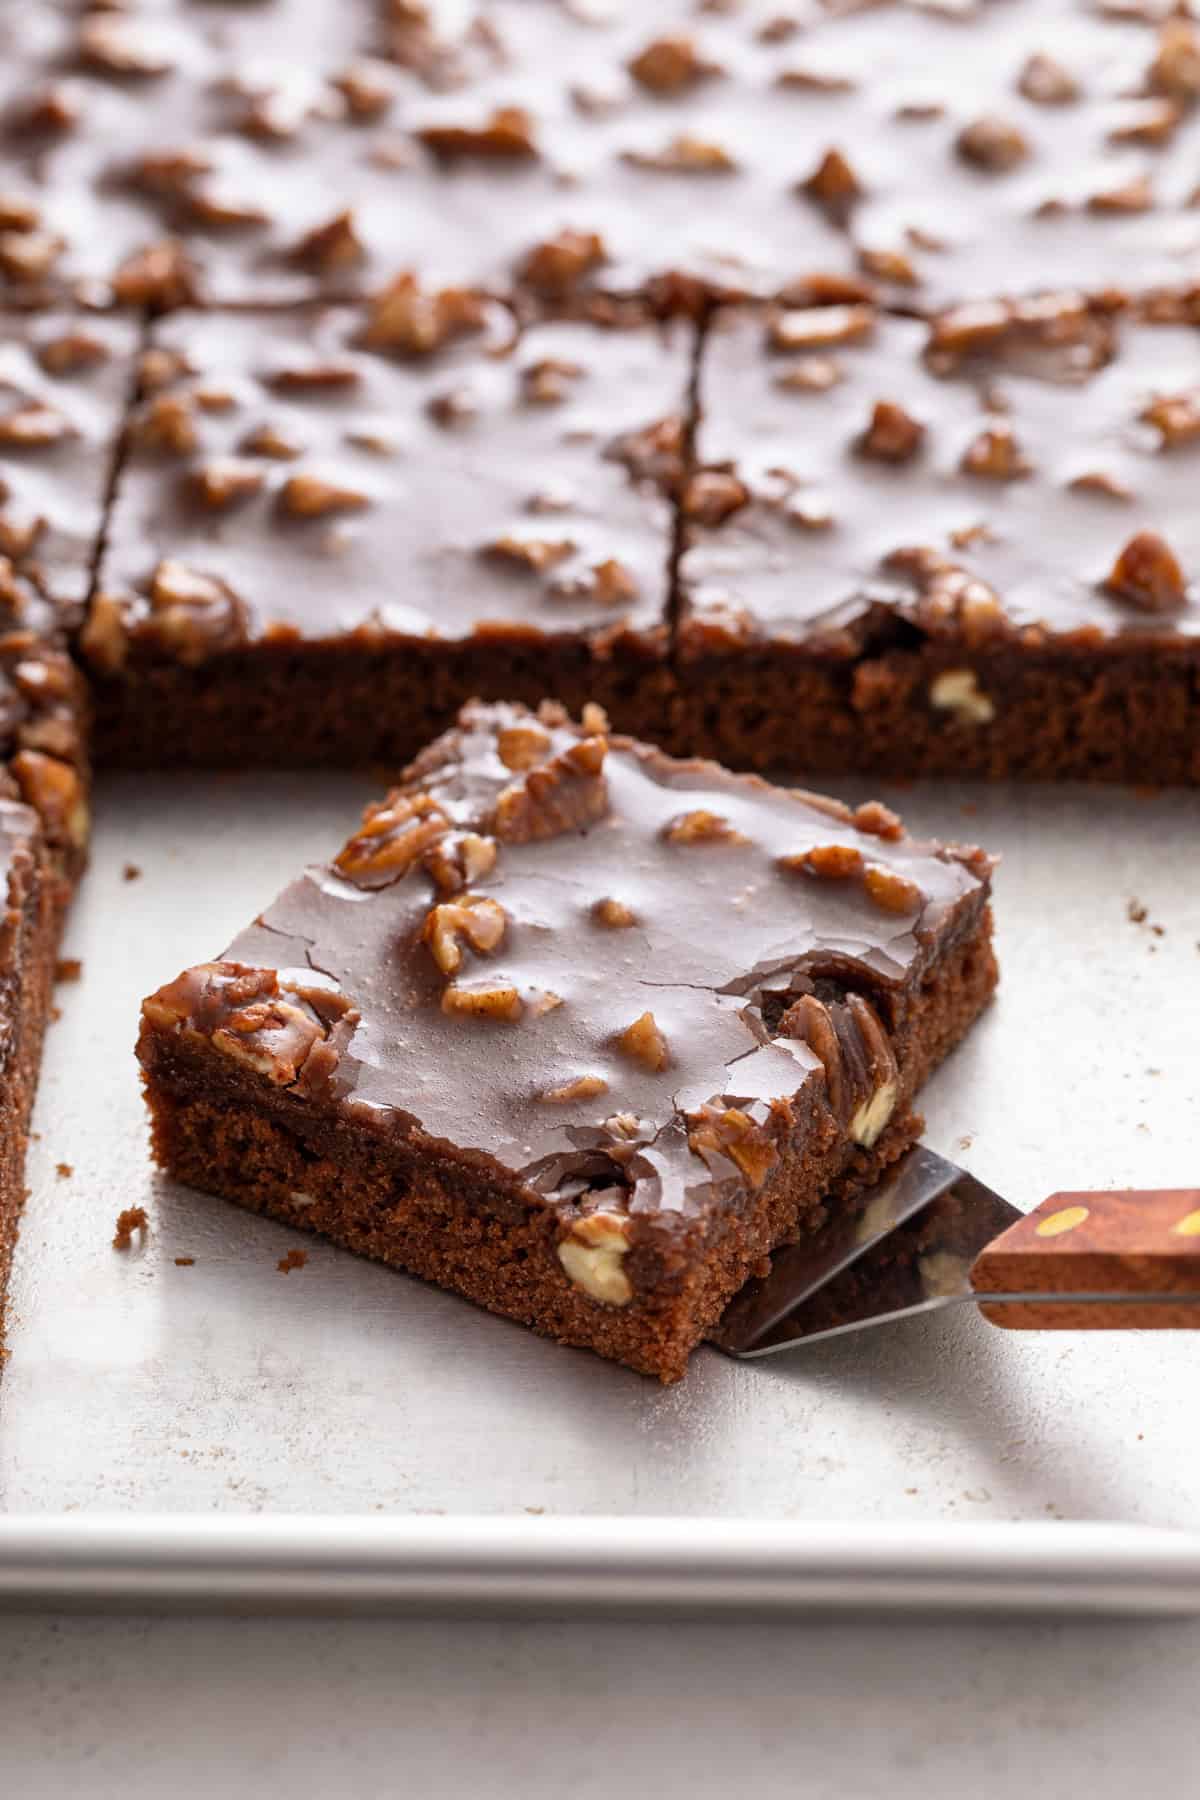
[857,400,924,464]
[188,459,265,510]
[782,990,900,1149]
[607,415,686,488]
[929,669,996,725]
[956,115,1029,171]
[628,34,718,93]
[279,474,369,518]
[1017,52,1079,104]
[863,863,923,914]
[550,558,638,607]
[1140,389,1200,449]
[240,421,304,460]
[134,393,198,455]
[687,1103,778,1189]
[1103,530,1187,612]
[138,562,246,664]
[557,1211,632,1306]
[112,240,198,312]
[334,60,395,119]
[0,404,73,447]
[335,791,448,886]
[78,592,128,673]
[663,810,749,845]
[440,982,523,1022]
[422,893,507,975]
[542,1075,609,1104]
[800,147,862,223]
[13,83,80,137]
[422,830,497,895]
[520,358,583,405]
[618,1010,669,1072]
[592,897,637,929]
[36,332,107,376]
[773,354,843,392]
[1148,19,1200,98]
[496,722,551,770]
[491,736,609,843]
[266,362,360,395]
[77,16,174,78]
[622,134,736,174]
[960,424,1031,480]
[417,105,537,161]
[769,304,873,351]
[1088,175,1153,214]
[857,246,919,287]
[779,843,864,880]
[483,534,575,574]
[289,209,364,274]
[1109,99,1182,146]
[684,468,750,526]
[515,229,607,298]
[10,750,88,849]
[884,547,1008,647]
[0,230,64,283]
[1068,469,1132,501]
[852,801,904,842]
[358,273,490,356]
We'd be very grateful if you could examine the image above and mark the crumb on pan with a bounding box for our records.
[277,1247,307,1273]
[112,1205,148,1249]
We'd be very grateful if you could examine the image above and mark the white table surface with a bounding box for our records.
[2,1611,1196,1794]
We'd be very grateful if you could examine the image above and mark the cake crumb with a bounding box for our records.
[54,958,82,983]
[112,1206,148,1249]
[277,1248,307,1273]
[55,1161,72,1179]
[1127,897,1147,923]
[174,1256,195,1267]
[123,863,142,882]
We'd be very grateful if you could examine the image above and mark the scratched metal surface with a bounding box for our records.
[0,771,1196,1527]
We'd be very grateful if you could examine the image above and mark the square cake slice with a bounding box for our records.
[84,292,692,767]
[137,701,997,1381]
[676,293,1200,783]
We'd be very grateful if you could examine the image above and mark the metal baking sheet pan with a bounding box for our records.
[0,771,1196,1614]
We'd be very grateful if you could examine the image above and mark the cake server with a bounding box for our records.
[713,1145,1200,1358]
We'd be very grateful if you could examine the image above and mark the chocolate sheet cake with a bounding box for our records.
[137,701,997,1380]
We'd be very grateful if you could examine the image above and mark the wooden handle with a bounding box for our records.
[972,1189,1200,1330]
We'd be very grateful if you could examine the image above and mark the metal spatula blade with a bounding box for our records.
[713,1148,1200,1358]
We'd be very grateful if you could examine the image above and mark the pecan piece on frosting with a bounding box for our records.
[800,147,863,223]
[516,229,607,298]
[417,105,538,161]
[358,272,492,356]
[628,34,718,94]
[686,1102,779,1189]
[135,561,247,665]
[956,115,1029,171]
[335,791,449,887]
[422,894,507,974]
[857,400,924,464]
[617,1010,669,1072]
[490,735,609,844]
[1103,530,1187,612]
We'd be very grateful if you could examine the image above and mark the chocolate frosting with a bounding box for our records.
[155,703,993,1250]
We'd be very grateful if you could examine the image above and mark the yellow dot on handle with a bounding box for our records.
[1172,1210,1200,1238]
[1035,1205,1090,1239]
